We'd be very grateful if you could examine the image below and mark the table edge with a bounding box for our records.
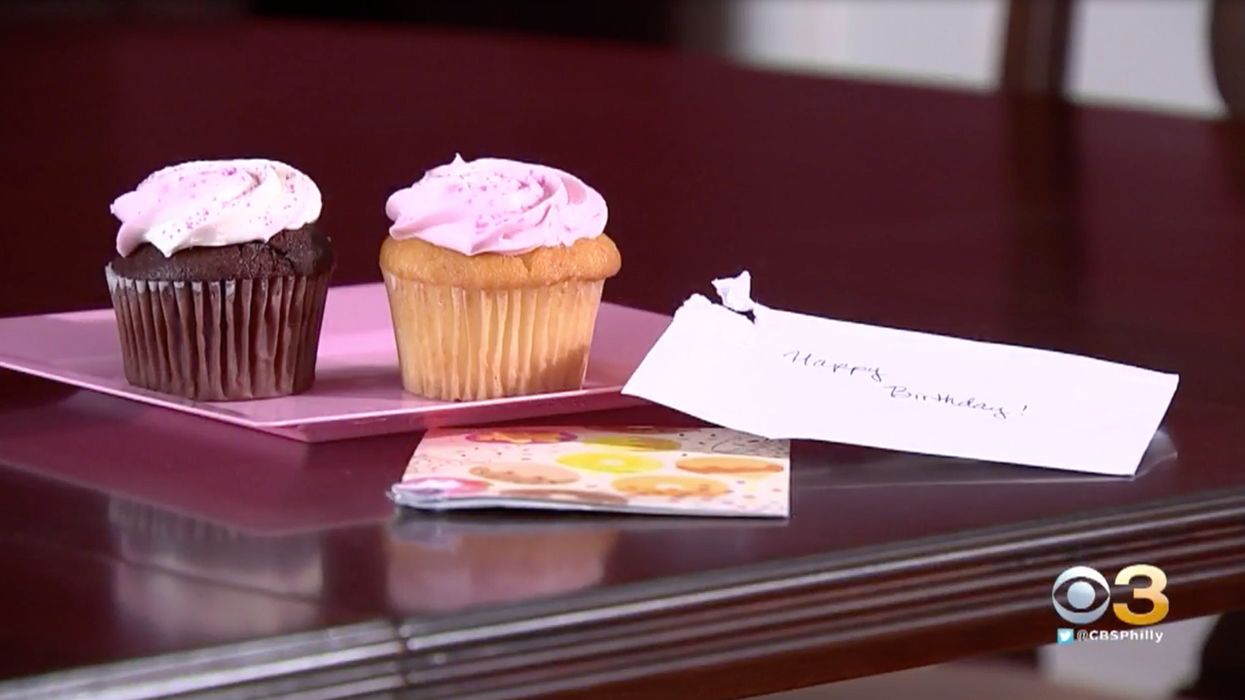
[6,484,1245,698]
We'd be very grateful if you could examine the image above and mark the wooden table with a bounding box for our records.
[2,20,1245,699]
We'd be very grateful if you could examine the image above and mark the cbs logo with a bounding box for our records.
[1051,565,1169,626]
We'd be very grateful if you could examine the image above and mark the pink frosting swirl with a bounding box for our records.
[111,159,322,257]
[385,155,608,256]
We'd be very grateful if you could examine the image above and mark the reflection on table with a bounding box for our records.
[386,515,620,614]
[109,500,325,647]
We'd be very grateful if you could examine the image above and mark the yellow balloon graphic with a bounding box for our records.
[556,451,664,474]
[581,435,681,452]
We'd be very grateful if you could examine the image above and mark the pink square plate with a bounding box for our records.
[0,283,671,442]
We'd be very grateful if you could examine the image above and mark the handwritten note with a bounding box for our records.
[622,272,1179,476]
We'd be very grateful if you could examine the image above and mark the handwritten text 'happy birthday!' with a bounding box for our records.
[782,350,1028,420]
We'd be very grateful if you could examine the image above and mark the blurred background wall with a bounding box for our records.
[0,1,1230,695]
[722,0,1224,117]
[3,0,1227,117]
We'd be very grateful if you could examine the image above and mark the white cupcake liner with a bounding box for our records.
[382,273,605,401]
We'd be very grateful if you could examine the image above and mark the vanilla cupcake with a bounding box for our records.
[380,155,621,400]
[106,159,333,400]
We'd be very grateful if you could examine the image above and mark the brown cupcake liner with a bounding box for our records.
[105,265,329,401]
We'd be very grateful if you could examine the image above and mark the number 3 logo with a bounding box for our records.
[1113,564,1169,626]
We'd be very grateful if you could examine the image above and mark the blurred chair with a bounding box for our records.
[1181,611,1245,700]
[999,0,1072,97]
[1001,6,1243,697]
[1210,0,1245,113]
[1000,0,1244,116]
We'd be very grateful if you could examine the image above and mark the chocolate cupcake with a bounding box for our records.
[106,159,333,400]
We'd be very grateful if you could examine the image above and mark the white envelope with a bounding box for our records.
[622,272,1179,476]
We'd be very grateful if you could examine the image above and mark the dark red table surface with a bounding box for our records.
[2,19,1245,700]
